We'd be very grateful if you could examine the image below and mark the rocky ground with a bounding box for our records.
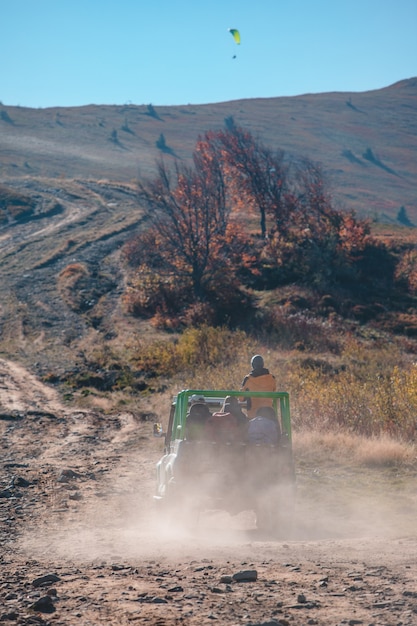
[1,357,416,626]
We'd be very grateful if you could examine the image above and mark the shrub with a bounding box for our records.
[395,248,417,294]
[0,184,36,221]
[155,133,168,151]
[57,263,91,312]
[109,129,119,144]
[287,343,417,441]
[146,103,159,118]
[0,110,14,124]
[131,325,247,378]
[57,263,115,314]
[254,305,340,353]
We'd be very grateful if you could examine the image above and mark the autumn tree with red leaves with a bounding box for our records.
[204,126,289,239]
[123,124,389,328]
[123,142,258,327]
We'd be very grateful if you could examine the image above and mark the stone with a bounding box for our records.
[0,611,19,621]
[245,621,282,626]
[30,595,56,613]
[167,585,183,592]
[57,469,79,483]
[32,573,61,588]
[220,575,233,584]
[233,570,258,582]
[0,489,17,499]
[68,491,83,501]
[10,476,31,488]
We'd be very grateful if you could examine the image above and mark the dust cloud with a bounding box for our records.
[19,453,417,567]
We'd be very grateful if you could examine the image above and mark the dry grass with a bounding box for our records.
[293,430,416,468]
[64,315,417,445]
[355,435,415,467]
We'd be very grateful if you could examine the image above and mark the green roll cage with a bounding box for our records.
[167,389,291,444]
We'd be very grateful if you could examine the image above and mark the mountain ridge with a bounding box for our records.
[1,77,416,221]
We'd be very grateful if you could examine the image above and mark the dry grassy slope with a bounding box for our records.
[1,77,417,220]
[0,78,416,378]
[0,178,145,377]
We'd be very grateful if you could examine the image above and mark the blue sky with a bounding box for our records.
[2,0,416,108]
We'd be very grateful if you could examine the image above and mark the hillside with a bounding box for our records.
[1,78,417,221]
[0,79,417,384]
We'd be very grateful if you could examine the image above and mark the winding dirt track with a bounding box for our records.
[1,358,416,625]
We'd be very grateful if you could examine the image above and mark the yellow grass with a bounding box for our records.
[294,430,416,468]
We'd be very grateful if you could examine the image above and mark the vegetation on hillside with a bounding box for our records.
[0,183,63,224]
[0,184,36,224]
[109,125,417,444]
[2,125,413,448]
[122,125,416,331]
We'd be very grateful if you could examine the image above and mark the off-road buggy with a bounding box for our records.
[154,389,295,532]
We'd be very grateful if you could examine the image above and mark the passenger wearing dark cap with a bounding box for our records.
[185,397,211,440]
[240,355,276,418]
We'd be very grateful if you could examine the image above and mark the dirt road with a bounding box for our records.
[1,357,416,625]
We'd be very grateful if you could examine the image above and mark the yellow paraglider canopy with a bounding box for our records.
[228,28,241,45]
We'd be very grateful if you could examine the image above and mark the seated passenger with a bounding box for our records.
[221,396,247,425]
[184,401,211,441]
[247,406,280,445]
[204,397,244,443]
